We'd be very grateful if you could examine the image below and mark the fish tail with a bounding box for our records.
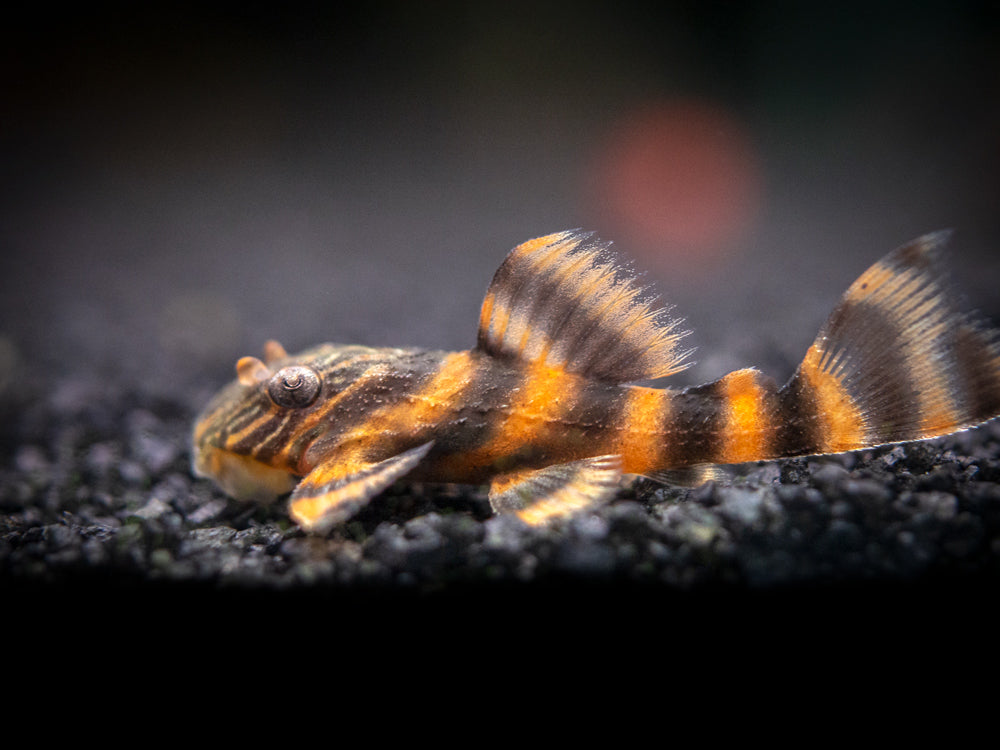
[774,231,1000,458]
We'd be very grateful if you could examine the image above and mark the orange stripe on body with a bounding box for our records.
[719,369,773,463]
[368,350,475,430]
[329,350,477,461]
[433,358,583,478]
[618,386,669,475]
[500,360,580,450]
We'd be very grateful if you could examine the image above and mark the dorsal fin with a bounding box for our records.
[476,230,692,383]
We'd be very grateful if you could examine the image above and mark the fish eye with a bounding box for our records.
[267,366,321,408]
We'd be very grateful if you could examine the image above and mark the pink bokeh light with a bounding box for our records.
[586,99,763,275]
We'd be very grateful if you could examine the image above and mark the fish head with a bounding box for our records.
[190,340,379,502]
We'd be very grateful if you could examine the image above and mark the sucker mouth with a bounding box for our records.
[192,445,298,503]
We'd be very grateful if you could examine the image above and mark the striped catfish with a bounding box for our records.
[192,230,1000,533]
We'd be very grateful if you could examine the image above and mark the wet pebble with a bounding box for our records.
[554,537,616,576]
[810,462,851,492]
[717,486,771,528]
[131,497,172,520]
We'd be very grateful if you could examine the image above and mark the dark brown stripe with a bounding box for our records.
[229,409,292,455]
[198,382,264,443]
[953,322,1000,425]
[889,231,949,274]
[225,401,267,435]
[774,374,822,458]
[411,357,520,464]
[553,261,684,383]
[848,300,917,441]
[518,247,605,360]
[667,380,726,466]
[559,287,667,382]
[817,297,922,443]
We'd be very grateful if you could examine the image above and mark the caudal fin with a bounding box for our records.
[777,231,1000,458]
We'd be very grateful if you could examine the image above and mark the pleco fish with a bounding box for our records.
[192,230,1000,533]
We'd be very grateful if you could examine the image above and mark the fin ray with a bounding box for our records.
[780,231,1000,455]
[646,464,724,487]
[477,231,691,383]
[489,455,623,525]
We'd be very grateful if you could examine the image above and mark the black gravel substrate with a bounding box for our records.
[5,362,999,612]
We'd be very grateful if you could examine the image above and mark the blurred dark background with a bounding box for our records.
[2,1,998,398]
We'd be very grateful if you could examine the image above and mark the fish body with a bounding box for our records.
[192,230,1000,532]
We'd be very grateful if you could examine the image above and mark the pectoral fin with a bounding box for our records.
[489,455,623,525]
[288,441,434,533]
